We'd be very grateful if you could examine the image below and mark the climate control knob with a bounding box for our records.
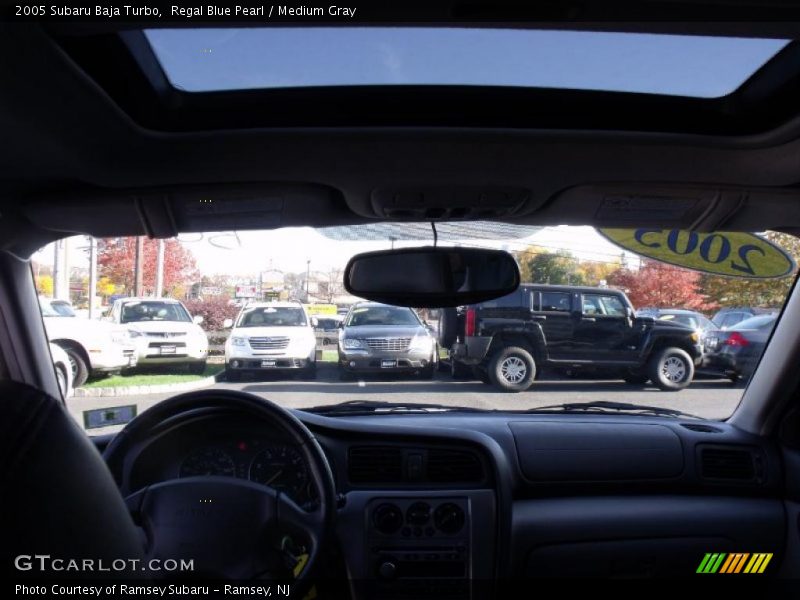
[434,502,465,534]
[373,503,403,534]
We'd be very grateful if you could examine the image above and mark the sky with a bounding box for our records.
[145,27,787,98]
[32,226,639,279]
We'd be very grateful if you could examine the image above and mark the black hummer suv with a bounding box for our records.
[438,284,703,392]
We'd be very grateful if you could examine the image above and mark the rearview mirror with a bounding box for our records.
[193,315,204,325]
[223,318,234,329]
[344,246,520,308]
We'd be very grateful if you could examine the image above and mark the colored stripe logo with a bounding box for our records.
[697,553,773,574]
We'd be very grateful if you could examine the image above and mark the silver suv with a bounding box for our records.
[338,302,438,378]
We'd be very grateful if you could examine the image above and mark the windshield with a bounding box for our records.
[39,299,63,317]
[31,225,797,434]
[732,315,777,330]
[346,306,421,327]
[120,301,191,323]
[236,306,308,327]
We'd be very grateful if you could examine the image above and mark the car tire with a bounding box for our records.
[438,308,458,349]
[304,362,317,380]
[226,369,241,382]
[450,360,472,380]
[647,347,694,391]
[488,346,536,392]
[188,361,207,375]
[472,366,491,384]
[417,365,435,380]
[61,345,89,388]
[623,370,650,385]
[55,364,68,397]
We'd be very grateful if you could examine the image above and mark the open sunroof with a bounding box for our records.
[144,28,788,98]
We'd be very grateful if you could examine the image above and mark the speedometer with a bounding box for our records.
[180,447,237,478]
[249,445,308,497]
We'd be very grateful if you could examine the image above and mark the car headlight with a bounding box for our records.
[409,335,434,351]
[342,338,364,350]
[128,330,143,339]
[231,336,247,347]
[111,330,131,343]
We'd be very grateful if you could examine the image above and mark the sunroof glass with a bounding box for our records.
[144,28,788,98]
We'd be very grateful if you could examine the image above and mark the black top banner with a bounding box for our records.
[5,1,800,25]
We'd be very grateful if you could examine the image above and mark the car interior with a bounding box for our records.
[3,4,800,597]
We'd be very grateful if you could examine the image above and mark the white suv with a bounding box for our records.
[224,301,317,381]
[107,297,208,373]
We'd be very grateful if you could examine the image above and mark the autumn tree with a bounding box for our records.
[575,261,621,286]
[700,231,800,308]
[515,246,586,285]
[97,237,199,298]
[35,274,54,297]
[318,267,345,303]
[608,260,717,311]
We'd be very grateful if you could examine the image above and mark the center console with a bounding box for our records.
[337,490,496,599]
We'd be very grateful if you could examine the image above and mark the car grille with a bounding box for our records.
[364,337,411,351]
[145,332,186,338]
[248,337,290,350]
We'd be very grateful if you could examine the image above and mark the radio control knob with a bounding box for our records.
[378,560,397,579]
[434,503,465,534]
[373,503,403,534]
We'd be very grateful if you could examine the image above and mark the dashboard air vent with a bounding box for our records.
[427,448,483,483]
[681,423,723,433]
[348,446,403,483]
[700,446,759,481]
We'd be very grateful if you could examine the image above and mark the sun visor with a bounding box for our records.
[20,183,353,239]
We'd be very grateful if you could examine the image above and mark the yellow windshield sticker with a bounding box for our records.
[598,229,795,279]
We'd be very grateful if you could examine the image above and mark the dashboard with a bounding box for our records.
[178,439,314,506]
[125,416,320,508]
[106,407,786,596]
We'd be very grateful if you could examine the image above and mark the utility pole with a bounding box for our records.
[52,239,62,299]
[134,236,144,296]
[88,237,97,319]
[306,259,311,302]
[62,237,71,301]
[155,238,165,297]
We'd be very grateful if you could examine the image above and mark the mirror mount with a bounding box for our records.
[344,246,520,308]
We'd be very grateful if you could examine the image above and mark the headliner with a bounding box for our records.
[2,15,800,257]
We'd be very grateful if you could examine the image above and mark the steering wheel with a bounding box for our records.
[103,389,336,588]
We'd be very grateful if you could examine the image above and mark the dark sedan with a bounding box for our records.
[703,314,778,382]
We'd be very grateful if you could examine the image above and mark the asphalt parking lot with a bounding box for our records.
[68,363,745,433]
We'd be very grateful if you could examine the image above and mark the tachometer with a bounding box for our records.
[180,447,237,478]
[249,445,308,497]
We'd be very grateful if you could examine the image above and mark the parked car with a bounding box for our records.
[314,315,343,346]
[338,302,438,378]
[712,306,778,329]
[107,297,208,373]
[49,342,73,398]
[637,308,717,333]
[703,314,778,382]
[224,301,317,381]
[40,297,136,387]
[440,284,703,392]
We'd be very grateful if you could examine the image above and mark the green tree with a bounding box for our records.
[701,231,800,308]
[515,246,586,285]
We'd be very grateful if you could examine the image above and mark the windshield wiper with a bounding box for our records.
[304,400,485,416]
[517,400,702,419]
